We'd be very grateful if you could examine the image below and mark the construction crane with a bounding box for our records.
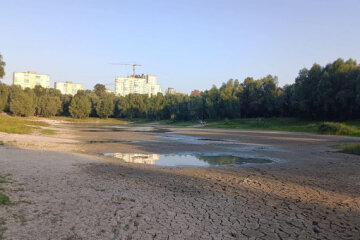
[109,62,142,77]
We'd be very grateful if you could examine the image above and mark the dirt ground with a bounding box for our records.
[0,120,359,239]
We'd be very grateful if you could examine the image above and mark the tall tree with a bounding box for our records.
[69,94,91,119]
[96,94,114,118]
[0,54,5,79]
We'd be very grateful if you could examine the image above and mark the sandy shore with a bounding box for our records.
[0,120,359,239]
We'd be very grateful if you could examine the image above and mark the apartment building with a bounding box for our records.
[13,71,50,89]
[54,81,83,95]
[115,74,161,96]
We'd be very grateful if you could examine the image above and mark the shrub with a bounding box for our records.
[318,122,360,135]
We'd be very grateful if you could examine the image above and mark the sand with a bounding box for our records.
[0,120,359,239]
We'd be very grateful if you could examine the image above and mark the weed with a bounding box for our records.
[332,144,360,155]
[0,193,11,206]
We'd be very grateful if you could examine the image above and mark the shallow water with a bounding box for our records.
[83,126,171,133]
[101,152,272,167]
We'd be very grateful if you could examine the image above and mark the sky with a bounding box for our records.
[1,0,360,93]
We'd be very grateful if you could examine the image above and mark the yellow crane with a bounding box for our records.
[109,62,142,77]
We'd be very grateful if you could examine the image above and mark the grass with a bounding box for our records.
[50,116,128,125]
[0,115,49,134]
[0,193,11,206]
[169,118,320,133]
[167,118,360,137]
[332,144,360,155]
[318,122,360,136]
[41,129,56,135]
[0,175,11,207]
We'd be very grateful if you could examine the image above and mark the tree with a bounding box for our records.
[69,94,91,119]
[0,54,5,79]
[9,86,34,116]
[94,84,106,97]
[0,83,9,112]
[96,94,114,118]
[35,95,61,117]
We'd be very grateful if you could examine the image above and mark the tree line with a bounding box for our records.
[0,57,360,121]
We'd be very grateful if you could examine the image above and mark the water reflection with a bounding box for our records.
[104,153,160,164]
[102,153,272,167]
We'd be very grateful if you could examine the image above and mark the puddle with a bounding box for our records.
[100,152,272,167]
[83,126,170,133]
[87,140,133,144]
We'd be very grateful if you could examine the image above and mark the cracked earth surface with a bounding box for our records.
[0,122,359,239]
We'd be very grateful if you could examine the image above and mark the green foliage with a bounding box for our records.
[0,174,11,206]
[293,58,360,120]
[69,94,91,119]
[0,83,9,112]
[0,193,10,206]
[94,84,106,97]
[33,86,62,117]
[0,54,5,79]
[332,144,360,155]
[9,86,34,117]
[96,94,114,118]
[318,122,360,136]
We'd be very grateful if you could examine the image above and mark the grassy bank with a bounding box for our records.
[0,115,49,134]
[168,118,360,136]
[50,116,128,125]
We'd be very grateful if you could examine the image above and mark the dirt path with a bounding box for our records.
[0,121,359,239]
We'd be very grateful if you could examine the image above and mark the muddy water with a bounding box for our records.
[84,125,278,167]
[101,152,272,167]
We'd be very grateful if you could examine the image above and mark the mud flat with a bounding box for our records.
[0,121,359,239]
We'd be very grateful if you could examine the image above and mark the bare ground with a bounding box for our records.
[0,120,359,239]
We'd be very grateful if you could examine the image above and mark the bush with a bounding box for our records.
[318,122,360,135]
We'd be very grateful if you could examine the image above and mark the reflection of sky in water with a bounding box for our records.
[103,153,272,167]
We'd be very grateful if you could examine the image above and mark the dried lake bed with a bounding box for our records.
[0,120,360,239]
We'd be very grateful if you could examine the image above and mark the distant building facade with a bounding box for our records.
[165,88,176,95]
[115,74,161,96]
[54,81,83,95]
[111,153,160,165]
[13,71,50,89]
[165,87,185,96]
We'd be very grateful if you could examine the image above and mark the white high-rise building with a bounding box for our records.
[13,71,50,89]
[115,74,161,96]
[55,81,83,95]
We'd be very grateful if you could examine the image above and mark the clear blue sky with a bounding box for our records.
[1,0,360,93]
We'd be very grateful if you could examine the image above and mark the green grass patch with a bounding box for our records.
[50,116,128,125]
[332,144,360,155]
[41,129,56,135]
[170,118,320,133]
[0,141,3,146]
[318,122,360,136]
[0,193,11,206]
[167,118,360,137]
[0,115,50,134]
[0,175,11,207]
